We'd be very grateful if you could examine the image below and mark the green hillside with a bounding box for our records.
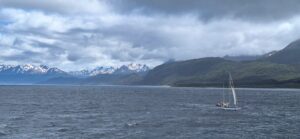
[141,57,234,85]
[140,39,300,88]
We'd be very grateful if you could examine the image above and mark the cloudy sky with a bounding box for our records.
[1,0,300,71]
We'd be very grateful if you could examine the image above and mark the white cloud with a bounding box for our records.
[0,33,16,46]
[1,1,300,71]
[1,8,96,33]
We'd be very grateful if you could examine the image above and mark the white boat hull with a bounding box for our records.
[220,107,241,111]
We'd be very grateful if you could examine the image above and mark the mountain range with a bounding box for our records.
[0,64,68,84]
[0,63,150,84]
[2,39,300,88]
[69,63,150,77]
[42,63,150,85]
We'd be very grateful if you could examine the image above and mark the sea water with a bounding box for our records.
[0,85,299,139]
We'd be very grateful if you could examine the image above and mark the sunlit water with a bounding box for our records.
[0,85,299,139]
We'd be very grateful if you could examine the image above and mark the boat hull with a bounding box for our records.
[220,107,241,111]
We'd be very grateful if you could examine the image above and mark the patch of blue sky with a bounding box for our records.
[0,20,12,26]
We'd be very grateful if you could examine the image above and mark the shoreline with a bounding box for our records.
[1,84,300,91]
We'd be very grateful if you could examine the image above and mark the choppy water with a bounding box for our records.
[0,85,299,139]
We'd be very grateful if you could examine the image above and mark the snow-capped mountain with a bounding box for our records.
[0,64,68,84]
[0,64,65,75]
[90,66,116,76]
[69,66,115,77]
[69,63,150,77]
[0,63,150,84]
[114,63,150,74]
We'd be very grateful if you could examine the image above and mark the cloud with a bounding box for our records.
[1,0,300,71]
[0,0,110,15]
[110,0,300,22]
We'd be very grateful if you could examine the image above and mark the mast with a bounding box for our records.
[229,73,237,106]
[222,83,225,103]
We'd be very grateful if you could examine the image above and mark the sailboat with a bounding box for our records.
[216,73,241,111]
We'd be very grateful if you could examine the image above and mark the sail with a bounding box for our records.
[229,73,237,106]
[231,85,237,105]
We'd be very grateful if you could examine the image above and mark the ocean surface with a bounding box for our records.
[0,85,299,139]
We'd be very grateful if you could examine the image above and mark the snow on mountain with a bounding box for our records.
[262,51,278,58]
[69,66,115,77]
[127,63,150,72]
[0,63,149,84]
[114,63,150,74]
[0,65,13,71]
[69,63,150,77]
[0,64,68,84]
[90,66,116,76]
[0,64,65,74]
[0,63,150,77]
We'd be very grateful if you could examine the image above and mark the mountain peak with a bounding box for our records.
[0,64,65,74]
[264,38,300,64]
[126,63,149,71]
[69,63,150,77]
[0,64,68,84]
[90,66,115,76]
[114,63,150,74]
